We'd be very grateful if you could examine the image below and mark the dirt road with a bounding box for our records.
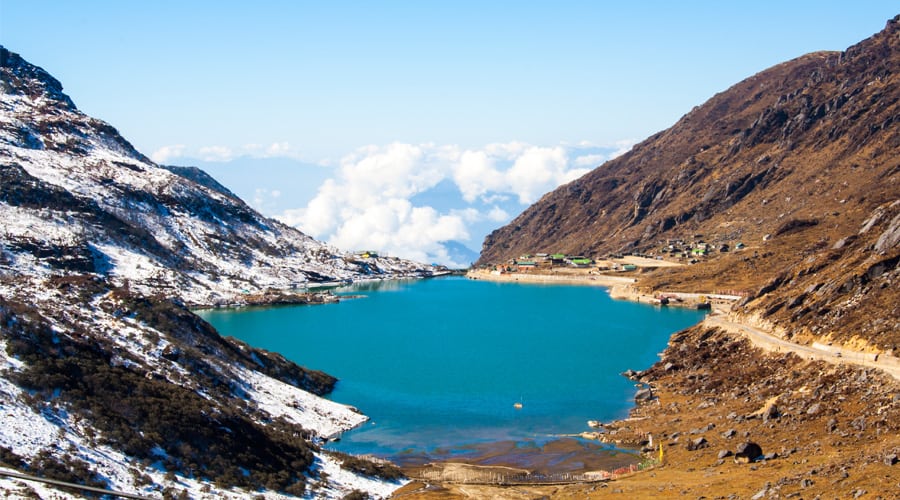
[704,312,900,381]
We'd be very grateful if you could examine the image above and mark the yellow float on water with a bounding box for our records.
[513,402,523,409]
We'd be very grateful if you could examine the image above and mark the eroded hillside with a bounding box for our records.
[478,16,900,350]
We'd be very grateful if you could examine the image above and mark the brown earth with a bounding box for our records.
[399,15,900,499]
[393,324,900,499]
[477,15,900,351]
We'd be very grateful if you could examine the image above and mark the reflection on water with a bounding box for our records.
[333,278,415,293]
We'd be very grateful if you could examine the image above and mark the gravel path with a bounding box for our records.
[704,312,900,381]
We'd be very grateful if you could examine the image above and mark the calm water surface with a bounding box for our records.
[198,276,705,462]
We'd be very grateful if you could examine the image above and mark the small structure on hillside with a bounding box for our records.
[567,257,593,267]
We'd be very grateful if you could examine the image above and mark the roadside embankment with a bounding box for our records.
[705,311,900,382]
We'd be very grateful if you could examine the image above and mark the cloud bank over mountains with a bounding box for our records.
[162,141,633,268]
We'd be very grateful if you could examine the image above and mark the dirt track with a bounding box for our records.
[704,312,900,381]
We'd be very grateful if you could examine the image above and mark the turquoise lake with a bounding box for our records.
[198,276,705,462]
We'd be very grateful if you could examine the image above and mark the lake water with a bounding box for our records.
[198,276,705,464]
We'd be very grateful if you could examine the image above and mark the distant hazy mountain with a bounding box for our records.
[441,240,480,268]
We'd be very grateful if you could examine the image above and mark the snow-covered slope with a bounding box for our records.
[0,46,412,498]
[0,47,439,307]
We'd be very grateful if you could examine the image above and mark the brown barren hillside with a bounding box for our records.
[403,19,900,499]
[478,15,900,350]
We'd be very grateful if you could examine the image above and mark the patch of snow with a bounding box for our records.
[306,454,408,500]
[236,367,367,439]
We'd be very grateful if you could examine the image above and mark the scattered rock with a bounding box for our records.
[806,403,821,415]
[734,442,763,463]
[885,453,898,466]
[762,452,778,460]
[687,437,709,451]
[751,487,768,500]
[800,478,814,488]
[635,388,654,402]
[722,429,736,439]
[762,404,780,422]
[718,449,733,459]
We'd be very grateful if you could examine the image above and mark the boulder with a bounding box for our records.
[717,449,733,459]
[762,404,780,422]
[634,388,654,402]
[734,442,763,463]
[885,454,898,466]
[686,437,708,451]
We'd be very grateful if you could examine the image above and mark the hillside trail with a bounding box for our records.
[703,311,900,382]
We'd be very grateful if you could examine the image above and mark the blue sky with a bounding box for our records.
[2,1,897,266]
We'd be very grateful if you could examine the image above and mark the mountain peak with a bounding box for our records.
[0,46,76,110]
[0,48,438,307]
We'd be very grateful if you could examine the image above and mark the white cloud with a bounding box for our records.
[453,150,504,202]
[264,142,293,157]
[487,206,509,222]
[150,144,186,164]
[251,188,283,214]
[198,145,235,162]
[149,142,309,163]
[277,140,624,265]
[574,153,607,167]
[609,139,637,159]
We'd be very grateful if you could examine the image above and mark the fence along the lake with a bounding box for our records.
[407,460,657,486]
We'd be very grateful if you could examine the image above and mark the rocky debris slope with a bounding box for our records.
[613,324,900,499]
[0,46,417,498]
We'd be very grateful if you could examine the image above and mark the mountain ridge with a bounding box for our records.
[0,45,415,498]
[1,46,440,308]
[477,16,900,351]
[480,16,899,262]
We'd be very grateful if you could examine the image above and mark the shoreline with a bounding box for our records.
[466,269,738,309]
[465,268,637,288]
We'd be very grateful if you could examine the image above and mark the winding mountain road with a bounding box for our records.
[703,313,900,382]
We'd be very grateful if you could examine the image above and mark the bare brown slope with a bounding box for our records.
[479,16,899,264]
[477,16,900,351]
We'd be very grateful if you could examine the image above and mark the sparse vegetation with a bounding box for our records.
[1,290,319,494]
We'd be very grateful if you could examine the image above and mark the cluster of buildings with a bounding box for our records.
[483,235,749,274]
[660,237,745,260]
[489,253,634,274]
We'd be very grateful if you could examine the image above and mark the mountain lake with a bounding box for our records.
[197,276,706,467]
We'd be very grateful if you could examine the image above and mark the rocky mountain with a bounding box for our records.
[0,46,439,308]
[478,16,900,350]
[0,46,423,498]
